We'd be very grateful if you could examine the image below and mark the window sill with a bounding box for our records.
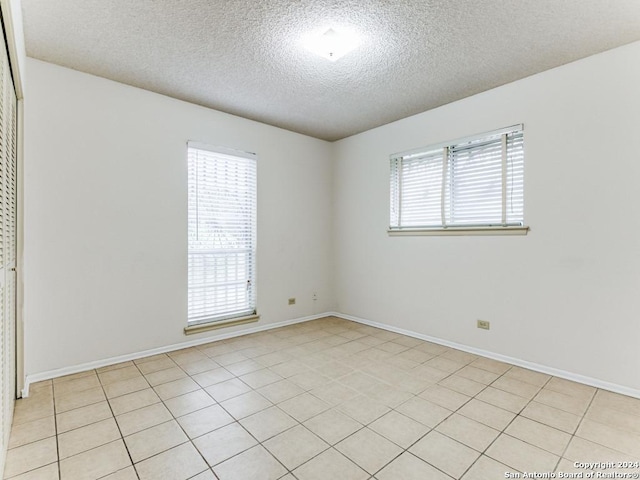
[388,226,529,236]
[184,314,260,335]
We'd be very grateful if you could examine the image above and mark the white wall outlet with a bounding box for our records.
[312,292,318,301]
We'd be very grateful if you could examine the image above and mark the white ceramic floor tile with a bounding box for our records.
[335,427,403,474]
[293,448,368,480]
[263,424,329,470]
[303,408,363,445]
[135,442,208,480]
[376,452,451,480]
[193,422,257,466]
[213,445,287,480]
[409,430,480,478]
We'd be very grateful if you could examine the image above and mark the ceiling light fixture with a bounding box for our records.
[304,28,361,62]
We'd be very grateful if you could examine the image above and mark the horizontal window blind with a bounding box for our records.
[390,126,524,230]
[188,144,257,324]
[391,150,443,228]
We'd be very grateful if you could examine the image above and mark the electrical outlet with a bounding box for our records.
[477,320,490,330]
[288,298,296,305]
[312,292,318,301]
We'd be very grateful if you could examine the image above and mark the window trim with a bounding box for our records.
[387,226,529,236]
[186,141,258,329]
[389,124,528,236]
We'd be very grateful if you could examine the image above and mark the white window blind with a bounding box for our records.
[391,150,444,228]
[188,143,257,325]
[390,125,524,231]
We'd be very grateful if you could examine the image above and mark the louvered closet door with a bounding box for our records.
[0,21,16,455]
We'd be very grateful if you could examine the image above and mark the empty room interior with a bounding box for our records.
[0,0,639,479]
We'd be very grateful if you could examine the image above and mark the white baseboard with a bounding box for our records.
[329,311,640,400]
[22,312,331,397]
[23,310,640,400]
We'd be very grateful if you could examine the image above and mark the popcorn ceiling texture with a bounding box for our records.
[21,0,640,141]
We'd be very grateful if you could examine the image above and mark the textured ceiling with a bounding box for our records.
[21,1,640,141]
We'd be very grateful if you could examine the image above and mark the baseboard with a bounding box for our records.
[22,312,331,397]
[23,310,640,400]
[329,311,640,400]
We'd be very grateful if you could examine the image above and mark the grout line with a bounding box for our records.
[166,359,235,477]
[556,386,600,471]
[100,364,141,480]
[49,381,62,480]
[454,369,552,476]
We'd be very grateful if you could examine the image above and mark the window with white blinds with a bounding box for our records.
[187,143,257,325]
[390,125,525,232]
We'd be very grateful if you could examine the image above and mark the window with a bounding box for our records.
[389,125,526,234]
[187,143,257,325]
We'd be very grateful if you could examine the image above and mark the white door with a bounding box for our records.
[0,21,17,454]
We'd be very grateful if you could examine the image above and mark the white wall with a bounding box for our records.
[24,59,335,376]
[333,42,640,392]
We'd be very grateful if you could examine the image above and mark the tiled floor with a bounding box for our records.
[4,316,640,479]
